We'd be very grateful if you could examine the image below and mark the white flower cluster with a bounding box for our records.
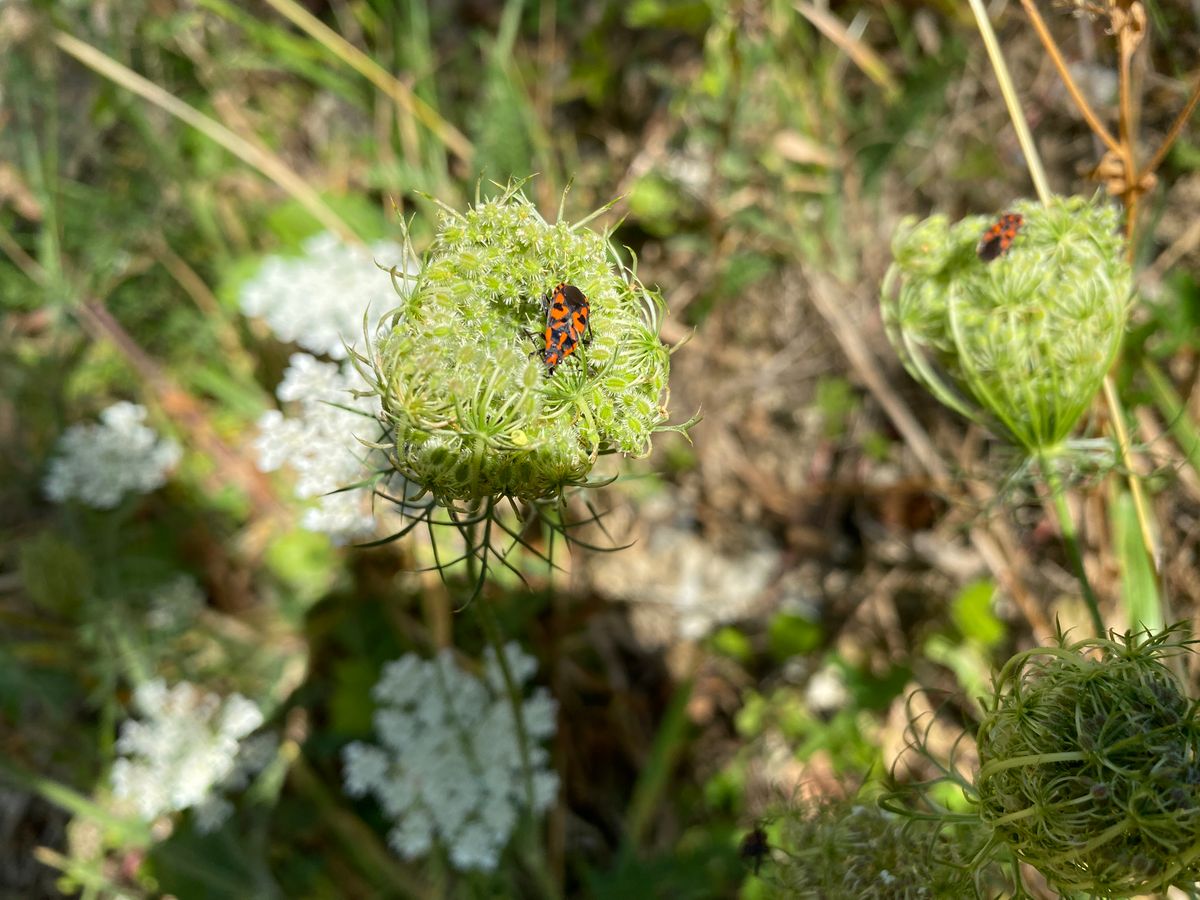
[43,402,181,509]
[254,353,382,541]
[110,680,269,833]
[239,231,404,359]
[342,644,559,872]
[242,232,413,541]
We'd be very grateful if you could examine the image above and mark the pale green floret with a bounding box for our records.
[882,196,1130,454]
[370,186,671,504]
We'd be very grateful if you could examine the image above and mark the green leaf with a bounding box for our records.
[1111,487,1161,632]
[19,531,92,616]
[814,376,858,440]
[263,529,340,621]
[767,613,822,662]
[924,634,988,712]
[710,626,752,664]
[950,579,1003,648]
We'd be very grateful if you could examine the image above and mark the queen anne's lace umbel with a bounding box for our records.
[43,402,181,509]
[242,232,415,541]
[253,353,383,541]
[342,643,559,872]
[239,231,405,360]
[110,680,267,832]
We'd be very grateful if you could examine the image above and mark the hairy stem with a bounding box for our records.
[1040,452,1104,637]
[464,509,559,898]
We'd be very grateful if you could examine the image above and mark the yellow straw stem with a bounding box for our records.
[966,0,1051,205]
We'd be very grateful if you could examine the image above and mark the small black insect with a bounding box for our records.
[739,824,770,875]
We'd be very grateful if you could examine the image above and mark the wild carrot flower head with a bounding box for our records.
[110,680,268,833]
[239,231,406,360]
[342,643,558,872]
[975,626,1200,896]
[360,182,674,506]
[43,402,181,509]
[253,353,382,542]
[882,195,1130,454]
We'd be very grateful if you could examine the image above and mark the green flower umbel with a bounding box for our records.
[367,184,673,505]
[882,196,1131,454]
[975,626,1200,897]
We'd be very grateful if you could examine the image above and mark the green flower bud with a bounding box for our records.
[367,184,674,505]
[975,626,1200,897]
[881,196,1131,454]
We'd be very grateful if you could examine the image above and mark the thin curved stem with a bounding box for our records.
[1018,0,1120,154]
[1101,375,1162,578]
[1140,75,1200,181]
[1040,452,1104,637]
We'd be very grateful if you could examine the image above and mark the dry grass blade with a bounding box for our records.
[970,0,1052,203]
[51,29,359,245]
[794,2,900,99]
[261,0,474,164]
[1140,75,1200,181]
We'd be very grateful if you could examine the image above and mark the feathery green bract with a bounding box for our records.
[882,195,1131,454]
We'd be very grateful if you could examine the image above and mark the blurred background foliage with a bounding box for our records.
[2,0,1199,897]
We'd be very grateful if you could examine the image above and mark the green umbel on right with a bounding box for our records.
[882,196,1131,454]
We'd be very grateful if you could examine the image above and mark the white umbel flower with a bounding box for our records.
[342,643,559,872]
[253,353,383,542]
[239,231,405,360]
[43,402,181,509]
[110,680,266,832]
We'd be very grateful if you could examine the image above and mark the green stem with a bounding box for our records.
[287,754,432,896]
[474,590,536,813]
[1040,452,1104,637]
[464,509,559,899]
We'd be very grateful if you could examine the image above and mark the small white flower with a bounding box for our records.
[450,821,501,872]
[44,402,181,509]
[342,645,558,872]
[388,809,434,860]
[111,680,266,828]
[253,353,383,543]
[342,742,390,798]
[531,770,560,814]
[805,663,849,716]
[192,796,233,834]
[239,231,408,360]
